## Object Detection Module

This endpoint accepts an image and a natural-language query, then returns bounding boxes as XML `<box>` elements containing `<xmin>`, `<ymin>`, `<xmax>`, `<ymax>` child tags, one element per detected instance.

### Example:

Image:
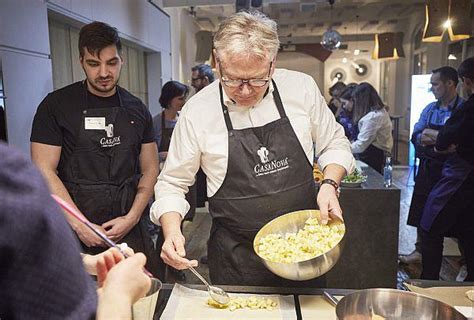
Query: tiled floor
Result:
<box><xmin>169</xmin><ymin>141</ymin><xmax>463</xmax><ymax>286</ymax></box>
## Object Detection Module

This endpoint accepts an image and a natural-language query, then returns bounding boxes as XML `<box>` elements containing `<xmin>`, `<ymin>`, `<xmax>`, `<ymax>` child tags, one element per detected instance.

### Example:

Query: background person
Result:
<box><xmin>152</xmin><ymin>80</ymin><xmax>193</xmax><ymax>281</ymax></box>
<box><xmin>335</xmin><ymin>84</ymin><xmax>358</xmax><ymax>141</ymax></box>
<box><xmin>418</xmin><ymin>57</ymin><xmax>474</xmax><ymax>281</ymax></box>
<box><xmin>328</xmin><ymin>81</ymin><xmax>347</xmax><ymax>114</ymax></box>
<box><xmin>30</xmin><ymin>21</ymin><xmax>160</xmax><ymax>273</ymax></box>
<box><xmin>400</xmin><ymin>66</ymin><xmax>464</xmax><ymax>265</ymax></box>
<box><xmin>350</xmin><ymin>82</ymin><xmax>393</xmax><ymax>173</ymax></box>
<box><xmin>151</xmin><ymin>11</ymin><xmax>354</xmax><ymax>287</ymax></box>
<box><xmin>191</xmin><ymin>63</ymin><xmax>215</xmax><ymax>93</ymax></box>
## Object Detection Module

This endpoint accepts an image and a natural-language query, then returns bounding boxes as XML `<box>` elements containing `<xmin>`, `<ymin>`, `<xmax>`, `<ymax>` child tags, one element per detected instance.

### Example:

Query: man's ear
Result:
<box><xmin>203</xmin><ymin>76</ymin><xmax>210</xmax><ymax>85</ymax></box>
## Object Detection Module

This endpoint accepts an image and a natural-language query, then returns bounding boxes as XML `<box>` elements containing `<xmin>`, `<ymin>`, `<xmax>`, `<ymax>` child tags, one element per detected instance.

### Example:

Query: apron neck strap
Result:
<box><xmin>218</xmin><ymin>79</ymin><xmax>287</xmax><ymax>133</ymax></box>
<box><xmin>83</xmin><ymin>80</ymin><xmax>124</xmax><ymax>110</ymax></box>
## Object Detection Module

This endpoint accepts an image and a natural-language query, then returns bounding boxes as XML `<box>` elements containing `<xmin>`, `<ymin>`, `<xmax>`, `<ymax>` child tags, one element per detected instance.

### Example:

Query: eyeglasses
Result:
<box><xmin>218</xmin><ymin>60</ymin><xmax>273</xmax><ymax>88</ymax></box>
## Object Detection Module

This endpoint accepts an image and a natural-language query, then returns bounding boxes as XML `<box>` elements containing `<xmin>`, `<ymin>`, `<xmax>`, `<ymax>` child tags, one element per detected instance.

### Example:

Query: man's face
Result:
<box><xmin>460</xmin><ymin>76</ymin><xmax>473</xmax><ymax>96</ymax></box>
<box><xmin>430</xmin><ymin>72</ymin><xmax>451</xmax><ymax>101</ymax></box>
<box><xmin>217</xmin><ymin>54</ymin><xmax>274</xmax><ymax>107</ymax></box>
<box><xmin>80</xmin><ymin>45</ymin><xmax>123</xmax><ymax>97</ymax></box>
<box><xmin>191</xmin><ymin>70</ymin><xmax>206</xmax><ymax>92</ymax></box>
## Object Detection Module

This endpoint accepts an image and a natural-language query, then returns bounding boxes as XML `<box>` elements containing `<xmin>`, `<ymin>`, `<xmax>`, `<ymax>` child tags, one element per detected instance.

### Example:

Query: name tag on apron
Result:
<box><xmin>85</xmin><ymin>117</ymin><xmax>106</xmax><ymax>130</ymax></box>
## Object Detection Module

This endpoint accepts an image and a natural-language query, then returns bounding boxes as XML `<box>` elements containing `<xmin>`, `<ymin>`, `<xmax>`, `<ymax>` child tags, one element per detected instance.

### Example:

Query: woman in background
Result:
<box><xmin>153</xmin><ymin>81</ymin><xmax>189</xmax><ymax>163</ymax></box>
<box><xmin>152</xmin><ymin>81</ymin><xmax>194</xmax><ymax>281</ymax></box>
<box><xmin>350</xmin><ymin>82</ymin><xmax>393</xmax><ymax>173</ymax></box>
<box><xmin>335</xmin><ymin>84</ymin><xmax>358</xmax><ymax>141</ymax></box>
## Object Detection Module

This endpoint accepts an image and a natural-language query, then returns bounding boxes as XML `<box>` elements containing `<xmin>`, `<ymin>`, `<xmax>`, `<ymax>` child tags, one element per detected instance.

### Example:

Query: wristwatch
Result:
<box><xmin>320</xmin><ymin>178</ymin><xmax>341</xmax><ymax>197</ymax></box>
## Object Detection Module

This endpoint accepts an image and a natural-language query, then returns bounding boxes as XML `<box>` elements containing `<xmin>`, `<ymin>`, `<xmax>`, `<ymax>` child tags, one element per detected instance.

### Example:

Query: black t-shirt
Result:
<box><xmin>31</xmin><ymin>81</ymin><xmax>155</xmax><ymax>171</ymax></box>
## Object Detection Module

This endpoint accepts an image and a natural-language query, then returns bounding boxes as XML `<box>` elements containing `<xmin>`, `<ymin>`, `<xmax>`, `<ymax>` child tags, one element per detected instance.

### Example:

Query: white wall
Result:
<box><xmin>277</xmin><ymin>52</ymin><xmax>325</xmax><ymax>94</ymax></box>
<box><xmin>0</xmin><ymin>0</ymin><xmax>52</xmax><ymax>154</ymax></box>
<box><xmin>164</xmin><ymin>7</ymin><xmax>202</xmax><ymax>87</ymax></box>
<box><xmin>323</xmin><ymin>41</ymin><xmax>380</xmax><ymax>102</ymax></box>
<box><xmin>0</xmin><ymin>0</ymin><xmax>171</xmax><ymax>154</ymax></box>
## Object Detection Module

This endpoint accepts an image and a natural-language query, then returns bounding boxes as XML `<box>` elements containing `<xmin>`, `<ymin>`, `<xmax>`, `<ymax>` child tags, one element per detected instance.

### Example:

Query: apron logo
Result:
<box><xmin>257</xmin><ymin>147</ymin><xmax>269</xmax><ymax>163</ymax></box>
<box><xmin>100</xmin><ymin>124</ymin><xmax>121</xmax><ymax>148</ymax></box>
<box><xmin>254</xmin><ymin>146</ymin><xmax>289</xmax><ymax>177</ymax></box>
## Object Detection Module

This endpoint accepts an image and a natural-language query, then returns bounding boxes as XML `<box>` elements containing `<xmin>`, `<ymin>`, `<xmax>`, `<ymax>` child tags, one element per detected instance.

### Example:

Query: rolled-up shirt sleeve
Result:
<box><xmin>150</xmin><ymin>110</ymin><xmax>201</xmax><ymax>225</ymax></box>
<box><xmin>308</xmin><ymin>79</ymin><xmax>355</xmax><ymax>174</ymax></box>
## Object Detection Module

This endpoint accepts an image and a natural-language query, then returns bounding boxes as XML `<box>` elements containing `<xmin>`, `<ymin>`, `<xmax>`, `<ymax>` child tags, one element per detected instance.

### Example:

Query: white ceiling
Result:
<box><xmin>162</xmin><ymin>0</ymin><xmax>427</xmax><ymax>44</ymax></box>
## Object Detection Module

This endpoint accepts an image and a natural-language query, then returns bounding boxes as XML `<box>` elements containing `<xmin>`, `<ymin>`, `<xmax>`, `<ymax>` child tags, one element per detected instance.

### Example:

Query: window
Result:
<box><xmin>48</xmin><ymin>18</ymin><xmax>148</xmax><ymax>105</ymax></box>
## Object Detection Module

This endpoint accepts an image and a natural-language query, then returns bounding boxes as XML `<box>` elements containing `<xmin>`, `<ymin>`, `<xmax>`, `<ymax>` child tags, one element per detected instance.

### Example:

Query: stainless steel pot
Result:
<box><xmin>333</xmin><ymin>288</ymin><xmax>467</xmax><ymax>320</ymax></box>
<box><xmin>253</xmin><ymin>209</ymin><xmax>345</xmax><ymax>281</ymax></box>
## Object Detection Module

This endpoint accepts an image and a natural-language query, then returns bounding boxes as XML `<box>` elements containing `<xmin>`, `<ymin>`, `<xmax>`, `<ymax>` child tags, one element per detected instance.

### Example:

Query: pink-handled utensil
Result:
<box><xmin>51</xmin><ymin>194</ymin><xmax>154</xmax><ymax>278</ymax></box>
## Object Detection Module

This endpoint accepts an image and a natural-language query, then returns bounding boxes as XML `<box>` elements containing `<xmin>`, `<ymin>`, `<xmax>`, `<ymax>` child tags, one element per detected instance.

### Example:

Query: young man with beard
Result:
<box><xmin>30</xmin><ymin>21</ymin><xmax>161</xmax><ymax>274</ymax></box>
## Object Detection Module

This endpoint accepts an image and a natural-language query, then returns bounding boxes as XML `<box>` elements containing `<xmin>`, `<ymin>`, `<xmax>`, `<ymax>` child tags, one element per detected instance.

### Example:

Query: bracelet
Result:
<box><xmin>320</xmin><ymin>179</ymin><xmax>341</xmax><ymax>197</ymax></box>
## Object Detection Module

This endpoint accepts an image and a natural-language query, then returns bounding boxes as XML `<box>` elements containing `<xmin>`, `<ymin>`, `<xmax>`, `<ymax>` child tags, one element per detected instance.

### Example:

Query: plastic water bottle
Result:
<box><xmin>383</xmin><ymin>155</ymin><xmax>392</xmax><ymax>188</ymax></box>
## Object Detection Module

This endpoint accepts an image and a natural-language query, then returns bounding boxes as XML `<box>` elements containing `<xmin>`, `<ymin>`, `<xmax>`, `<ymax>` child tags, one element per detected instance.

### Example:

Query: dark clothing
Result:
<box><xmin>407</xmin><ymin>96</ymin><xmax>464</xmax><ymax>228</ymax></box>
<box><xmin>419</xmin><ymin>94</ymin><xmax>474</xmax><ymax>281</ymax></box>
<box><xmin>436</xmin><ymin>94</ymin><xmax>474</xmax><ymax>165</ymax></box>
<box><xmin>30</xmin><ymin>81</ymin><xmax>160</xmax><ymax>274</ymax></box>
<box><xmin>336</xmin><ymin>109</ymin><xmax>358</xmax><ymax>142</ymax></box>
<box><xmin>357</xmin><ymin>144</ymin><xmax>385</xmax><ymax>174</ymax></box>
<box><xmin>0</xmin><ymin>143</ymin><xmax>97</xmax><ymax>319</ymax></box>
<box><xmin>31</xmin><ymin>82</ymin><xmax>155</xmax><ymax>172</ymax></box>
<box><xmin>208</xmin><ymin>81</ymin><xmax>325</xmax><ymax>287</ymax></box>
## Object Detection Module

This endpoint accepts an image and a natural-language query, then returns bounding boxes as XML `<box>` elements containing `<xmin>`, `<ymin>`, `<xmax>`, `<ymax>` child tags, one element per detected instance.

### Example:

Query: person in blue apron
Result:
<box><xmin>419</xmin><ymin>57</ymin><xmax>474</xmax><ymax>281</ymax></box>
<box><xmin>151</xmin><ymin>11</ymin><xmax>354</xmax><ymax>287</ymax></box>
<box><xmin>401</xmin><ymin>66</ymin><xmax>464</xmax><ymax>265</ymax></box>
<box><xmin>30</xmin><ymin>21</ymin><xmax>162</xmax><ymax>276</ymax></box>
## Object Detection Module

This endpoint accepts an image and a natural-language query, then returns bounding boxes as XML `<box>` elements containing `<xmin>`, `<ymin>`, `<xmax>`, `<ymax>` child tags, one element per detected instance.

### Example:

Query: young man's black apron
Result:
<box><xmin>207</xmin><ymin>80</ymin><xmax>325</xmax><ymax>287</ymax></box>
<box><xmin>407</xmin><ymin>96</ymin><xmax>460</xmax><ymax>228</ymax></box>
<box><xmin>158</xmin><ymin>111</ymin><xmax>196</xmax><ymax>221</ymax></box>
<box><xmin>59</xmin><ymin>83</ymin><xmax>159</xmax><ymax>273</ymax></box>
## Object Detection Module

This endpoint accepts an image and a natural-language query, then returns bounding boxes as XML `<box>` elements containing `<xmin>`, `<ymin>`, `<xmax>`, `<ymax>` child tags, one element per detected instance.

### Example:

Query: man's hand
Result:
<box><xmin>317</xmin><ymin>183</ymin><xmax>343</xmax><ymax>225</ymax></box>
<box><xmin>75</xmin><ymin>223</ymin><xmax>107</xmax><ymax>247</ymax></box>
<box><xmin>160</xmin><ymin>231</ymin><xmax>198</xmax><ymax>270</ymax></box>
<box><xmin>420</xmin><ymin>128</ymin><xmax>439</xmax><ymax>146</ymax></box>
<box><xmin>103</xmin><ymin>216</ymin><xmax>138</xmax><ymax>242</ymax></box>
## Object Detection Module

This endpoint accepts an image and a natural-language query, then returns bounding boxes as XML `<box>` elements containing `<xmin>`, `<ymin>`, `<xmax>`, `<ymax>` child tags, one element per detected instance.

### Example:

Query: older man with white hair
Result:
<box><xmin>151</xmin><ymin>11</ymin><xmax>354</xmax><ymax>286</ymax></box>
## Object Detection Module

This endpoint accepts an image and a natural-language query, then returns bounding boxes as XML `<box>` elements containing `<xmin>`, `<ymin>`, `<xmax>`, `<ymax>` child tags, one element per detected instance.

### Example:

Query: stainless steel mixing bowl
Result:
<box><xmin>335</xmin><ymin>288</ymin><xmax>467</xmax><ymax>320</ymax></box>
<box><xmin>253</xmin><ymin>209</ymin><xmax>345</xmax><ymax>281</ymax></box>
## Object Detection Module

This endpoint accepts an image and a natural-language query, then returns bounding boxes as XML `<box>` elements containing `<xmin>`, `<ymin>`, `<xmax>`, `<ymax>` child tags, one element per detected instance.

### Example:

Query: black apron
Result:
<box><xmin>158</xmin><ymin>111</ymin><xmax>196</xmax><ymax>221</ymax></box>
<box><xmin>60</xmin><ymin>83</ymin><xmax>159</xmax><ymax>273</ymax></box>
<box><xmin>407</xmin><ymin>97</ymin><xmax>459</xmax><ymax>227</ymax></box>
<box><xmin>357</xmin><ymin>144</ymin><xmax>385</xmax><ymax>174</ymax></box>
<box><xmin>208</xmin><ymin>81</ymin><xmax>325</xmax><ymax>287</ymax></box>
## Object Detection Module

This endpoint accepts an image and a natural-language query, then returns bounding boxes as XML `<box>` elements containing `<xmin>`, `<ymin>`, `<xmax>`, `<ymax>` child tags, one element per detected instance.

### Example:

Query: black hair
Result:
<box><xmin>329</xmin><ymin>82</ymin><xmax>347</xmax><ymax>97</ymax></box>
<box><xmin>458</xmin><ymin>57</ymin><xmax>474</xmax><ymax>82</ymax></box>
<box><xmin>159</xmin><ymin>81</ymin><xmax>189</xmax><ymax>109</ymax></box>
<box><xmin>191</xmin><ymin>64</ymin><xmax>215</xmax><ymax>82</ymax></box>
<box><xmin>432</xmin><ymin>66</ymin><xmax>459</xmax><ymax>86</ymax></box>
<box><xmin>351</xmin><ymin>82</ymin><xmax>385</xmax><ymax>124</ymax></box>
<box><xmin>79</xmin><ymin>21</ymin><xmax>122</xmax><ymax>58</ymax></box>
<box><xmin>339</xmin><ymin>84</ymin><xmax>357</xmax><ymax>100</ymax></box>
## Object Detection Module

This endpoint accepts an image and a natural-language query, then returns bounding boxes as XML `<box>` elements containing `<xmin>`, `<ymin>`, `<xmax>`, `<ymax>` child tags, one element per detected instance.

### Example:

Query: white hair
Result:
<box><xmin>213</xmin><ymin>11</ymin><xmax>280</xmax><ymax>61</ymax></box>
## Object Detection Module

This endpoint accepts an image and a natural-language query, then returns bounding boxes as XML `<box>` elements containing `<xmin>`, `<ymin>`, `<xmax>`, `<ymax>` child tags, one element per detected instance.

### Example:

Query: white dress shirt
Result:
<box><xmin>351</xmin><ymin>108</ymin><xmax>393</xmax><ymax>154</ymax></box>
<box><xmin>150</xmin><ymin>69</ymin><xmax>355</xmax><ymax>224</ymax></box>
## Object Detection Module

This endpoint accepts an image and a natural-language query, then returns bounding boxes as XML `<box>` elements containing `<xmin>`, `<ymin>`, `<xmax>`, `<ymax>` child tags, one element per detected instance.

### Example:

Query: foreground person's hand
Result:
<box><xmin>96</xmin><ymin>249</ymin><xmax>151</xmax><ymax>319</ymax></box>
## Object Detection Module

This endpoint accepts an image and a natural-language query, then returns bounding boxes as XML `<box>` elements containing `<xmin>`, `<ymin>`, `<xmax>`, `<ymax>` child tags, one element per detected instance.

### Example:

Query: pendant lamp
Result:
<box><xmin>372</xmin><ymin>32</ymin><xmax>405</xmax><ymax>60</ymax></box>
<box><xmin>423</xmin><ymin>0</ymin><xmax>471</xmax><ymax>42</ymax></box>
